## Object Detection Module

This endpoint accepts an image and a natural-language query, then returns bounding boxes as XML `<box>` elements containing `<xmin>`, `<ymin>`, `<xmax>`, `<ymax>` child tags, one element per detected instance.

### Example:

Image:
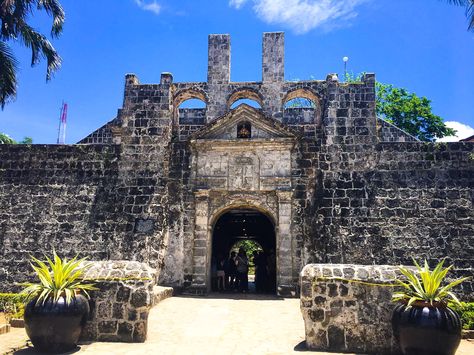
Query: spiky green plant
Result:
<box><xmin>21</xmin><ymin>251</ymin><xmax>97</xmax><ymax>306</ymax></box>
<box><xmin>392</xmin><ymin>259</ymin><xmax>470</xmax><ymax>307</ymax></box>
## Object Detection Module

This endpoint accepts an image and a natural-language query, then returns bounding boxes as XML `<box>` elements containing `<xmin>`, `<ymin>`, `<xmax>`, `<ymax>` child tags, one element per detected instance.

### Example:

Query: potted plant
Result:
<box><xmin>391</xmin><ymin>259</ymin><xmax>470</xmax><ymax>355</ymax></box>
<box><xmin>21</xmin><ymin>251</ymin><xmax>97</xmax><ymax>353</ymax></box>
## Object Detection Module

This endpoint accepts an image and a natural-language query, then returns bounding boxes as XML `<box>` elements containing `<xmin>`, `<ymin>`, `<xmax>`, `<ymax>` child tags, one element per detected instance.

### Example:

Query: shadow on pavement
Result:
<box><xmin>13</xmin><ymin>345</ymin><xmax>82</xmax><ymax>354</ymax></box>
<box><xmin>293</xmin><ymin>341</ymin><xmax>366</xmax><ymax>354</ymax></box>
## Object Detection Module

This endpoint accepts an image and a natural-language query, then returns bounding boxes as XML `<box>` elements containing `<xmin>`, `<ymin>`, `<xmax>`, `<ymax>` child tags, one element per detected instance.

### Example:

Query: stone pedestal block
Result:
<box><xmin>300</xmin><ymin>264</ymin><xmax>403</xmax><ymax>354</ymax></box>
<box><xmin>80</xmin><ymin>261</ymin><xmax>156</xmax><ymax>343</ymax></box>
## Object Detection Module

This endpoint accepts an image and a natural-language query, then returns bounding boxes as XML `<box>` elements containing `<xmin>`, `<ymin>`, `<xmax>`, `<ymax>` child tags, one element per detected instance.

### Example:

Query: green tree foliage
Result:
<box><xmin>232</xmin><ymin>240</ymin><xmax>263</xmax><ymax>260</ymax></box>
<box><xmin>445</xmin><ymin>0</ymin><xmax>474</xmax><ymax>31</ymax></box>
<box><xmin>0</xmin><ymin>132</ymin><xmax>16</xmax><ymax>143</ymax></box>
<box><xmin>376</xmin><ymin>83</ymin><xmax>455</xmax><ymax>142</ymax></box>
<box><xmin>0</xmin><ymin>0</ymin><xmax>65</xmax><ymax>108</ymax></box>
<box><xmin>0</xmin><ymin>132</ymin><xmax>33</xmax><ymax>144</ymax></box>
<box><xmin>19</xmin><ymin>136</ymin><xmax>33</xmax><ymax>144</ymax></box>
<box><xmin>344</xmin><ymin>72</ymin><xmax>455</xmax><ymax>142</ymax></box>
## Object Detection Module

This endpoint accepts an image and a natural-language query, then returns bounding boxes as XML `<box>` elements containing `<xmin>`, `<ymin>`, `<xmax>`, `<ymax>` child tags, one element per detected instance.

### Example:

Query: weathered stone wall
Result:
<box><xmin>308</xmin><ymin>142</ymin><xmax>474</xmax><ymax>299</ymax></box>
<box><xmin>81</xmin><ymin>261</ymin><xmax>156</xmax><ymax>343</ymax></box>
<box><xmin>0</xmin><ymin>145</ymin><xmax>119</xmax><ymax>288</ymax></box>
<box><xmin>300</xmin><ymin>264</ymin><xmax>402</xmax><ymax>354</ymax></box>
<box><xmin>78</xmin><ymin>118</ymin><xmax>118</xmax><ymax>144</ymax></box>
<box><xmin>0</xmin><ymin>140</ymin><xmax>171</xmax><ymax>289</ymax></box>
<box><xmin>1</xmin><ymin>32</ymin><xmax>473</xmax><ymax>299</ymax></box>
<box><xmin>377</xmin><ymin>118</ymin><xmax>418</xmax><ymax>142</ymax></box>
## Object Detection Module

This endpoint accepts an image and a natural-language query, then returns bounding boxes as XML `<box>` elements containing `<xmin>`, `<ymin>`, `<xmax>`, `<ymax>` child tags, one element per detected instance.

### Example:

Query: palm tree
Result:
<box><xmin>445</xmin><ymin>0</ymin><xmax>474</xmax><ymax>31</ymax></box>
<box><xmin>0</xmin><ymin>0</ymin><xmax>65</xmax><ymax>109</ymax></box>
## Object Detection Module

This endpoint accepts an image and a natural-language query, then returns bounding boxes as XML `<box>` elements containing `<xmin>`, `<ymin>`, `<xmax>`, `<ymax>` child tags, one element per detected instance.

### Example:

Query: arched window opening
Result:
<box><xmin>230</xmin><ymin>98</ymin><xmax>262</xmax><ymax>110</ymax></box>
<box><xmin>282</xmin><ymin>89</ymin><xmax>320</xmax><ymax>125</ymax></box>
<box><xmin>177</xmin><ymin>98</ymin><xmax>207</xmax><ymax>126</ymax></box>
<box><xmin>173</xmin><ymin>89</ymin><xmax>208</xmax><ymax>127</ymax></box>
<box><xmin>178</xmin><ymin>98</ymin><xmax>206</xmax><ymax>109</ymax></box>
<box><xmin>284</xmin><ymin>97</ymin><xmax>316</xmax><ymax>109</ymax></box>
<box><xmin>237</xmin><ymin>121</ymin><xmax>252</xmax><ymax>139</ymax></box>
<box><xmin>227</xmin><ymin>89</ymin><xmax>264</xmax><ymax>110</ymax></box>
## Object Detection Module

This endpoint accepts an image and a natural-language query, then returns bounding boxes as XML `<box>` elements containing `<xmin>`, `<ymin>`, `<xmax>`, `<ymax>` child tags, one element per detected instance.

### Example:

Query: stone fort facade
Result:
<box><xmin>0</xmin><ymin>33</ymin><xmax>473</xmax><ymax>297</ymax></box>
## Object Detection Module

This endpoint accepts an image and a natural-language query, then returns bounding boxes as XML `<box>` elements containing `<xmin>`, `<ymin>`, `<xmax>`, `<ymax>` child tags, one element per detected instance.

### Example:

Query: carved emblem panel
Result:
<box><xmin>194</xmin><ymin>146</ymin><xmax>292</xmax><ymax>191</ymax></box>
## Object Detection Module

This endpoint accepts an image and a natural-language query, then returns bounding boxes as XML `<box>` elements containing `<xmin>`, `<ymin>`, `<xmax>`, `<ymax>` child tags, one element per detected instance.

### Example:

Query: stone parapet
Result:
<box><xmin>300</xmin><ymin>264</ymin><xmax>402</xmax><ymax>354</ymax></box>
<box><xmin>80</xmin><ymin>261</ymin><xmax>156</xmax><ymax>343</ymax></box>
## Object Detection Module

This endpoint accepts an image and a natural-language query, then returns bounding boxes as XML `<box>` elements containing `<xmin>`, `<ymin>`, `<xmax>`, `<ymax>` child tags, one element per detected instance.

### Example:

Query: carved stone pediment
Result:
<box><xmin>189</xmin><ymin>105</ymin><xmax>296</xmax><ymax>192</ymax></box>
<box><xmin>190</xmin><ymin>104</ymin><xmax>296</xmax><ymax>141</ymax></box>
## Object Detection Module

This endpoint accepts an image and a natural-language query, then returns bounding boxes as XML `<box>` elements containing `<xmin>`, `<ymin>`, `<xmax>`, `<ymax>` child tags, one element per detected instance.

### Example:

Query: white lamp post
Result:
<box><xmin>343</xmin><ymin>56</ymin><xmax>349</xmax><ymax>80</ymax></box>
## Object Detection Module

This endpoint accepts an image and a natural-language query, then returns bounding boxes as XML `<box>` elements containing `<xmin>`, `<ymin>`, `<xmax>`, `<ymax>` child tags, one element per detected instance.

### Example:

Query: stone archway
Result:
<box><xmin>211</xmin><ymin>207</ymin><xmax>277</xmax><ymax>293</ymax></box>
<box><xmin>190</xmin><ymin>191</ymin><xmax>295</xmax><ymax>296</ymax></box>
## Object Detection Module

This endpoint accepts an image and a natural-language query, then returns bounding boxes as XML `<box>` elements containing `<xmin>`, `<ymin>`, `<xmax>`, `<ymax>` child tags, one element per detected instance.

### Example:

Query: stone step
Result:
<box><xmin>152</xmin><ymin>286</ymin><xmax>174</xmax><ymax>306</ymax></box>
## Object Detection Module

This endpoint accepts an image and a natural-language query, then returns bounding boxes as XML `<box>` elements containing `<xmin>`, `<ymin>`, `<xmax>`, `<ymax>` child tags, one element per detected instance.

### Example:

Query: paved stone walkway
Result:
<box><xmin>2</xmin><ymin>295</ymin><xmax>474</xmax><ymax>354</ymax></box>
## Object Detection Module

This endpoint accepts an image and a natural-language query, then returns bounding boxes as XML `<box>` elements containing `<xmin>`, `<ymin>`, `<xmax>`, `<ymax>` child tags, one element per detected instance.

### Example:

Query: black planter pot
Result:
<box><xmin>24</xmin><ymin>294</ymin><xmax>90</xmax><ymax>354</ymax></box>
<box><xmin>392</xmin><ymin>302</ymin><xmax>462</xmax><ymax>355</ymax></box>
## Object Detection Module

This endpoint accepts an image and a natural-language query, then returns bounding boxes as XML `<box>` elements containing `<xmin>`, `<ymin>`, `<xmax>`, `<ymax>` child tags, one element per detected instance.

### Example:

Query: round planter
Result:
<box><xmin>392</xmin><ymin>302</ymin><xmax>461</xmax><ymax>355</ymax></box>
<box><xmin>24</xmin><ymin>294</ymin><xmax>90</xmax><ymax>354</ymax></box>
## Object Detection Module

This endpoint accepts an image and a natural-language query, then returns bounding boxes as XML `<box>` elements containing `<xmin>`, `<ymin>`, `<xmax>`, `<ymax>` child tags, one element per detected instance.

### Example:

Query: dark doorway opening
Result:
<box><xmin>211</xmin><ymin>209</ymin><xmax>276</xmax><ymax>294</ymax></box>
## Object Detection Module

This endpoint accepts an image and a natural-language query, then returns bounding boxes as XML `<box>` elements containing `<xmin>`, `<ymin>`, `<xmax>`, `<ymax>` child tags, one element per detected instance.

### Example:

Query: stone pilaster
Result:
<box><xmin>276</xmin><ymin>189</ymin><xmax>294</xmax><ymax>296</ymax></box>
<box><xmin>189</xmin><ymin>189</ymin><xmax>210</xmax><ymax>294</ymax></box>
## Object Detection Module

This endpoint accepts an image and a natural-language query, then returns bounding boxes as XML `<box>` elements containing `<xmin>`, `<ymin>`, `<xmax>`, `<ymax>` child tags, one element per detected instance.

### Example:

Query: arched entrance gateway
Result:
<box><xmin>187</xmin><ymin>104</ymin><xmax>300</xmax><ymax>296</ymax></box>
<box><xmin>211</xmin><ymin>208</ymin><xmax>276</xmax><ymax>293</ymax></box>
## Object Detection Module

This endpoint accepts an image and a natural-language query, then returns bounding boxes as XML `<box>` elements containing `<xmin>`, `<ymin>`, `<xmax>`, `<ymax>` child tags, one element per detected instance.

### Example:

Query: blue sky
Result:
<box><xmin>1</xmin><ymin>0</ymin><xmax>473</xmax><ymax>143</ymax></box>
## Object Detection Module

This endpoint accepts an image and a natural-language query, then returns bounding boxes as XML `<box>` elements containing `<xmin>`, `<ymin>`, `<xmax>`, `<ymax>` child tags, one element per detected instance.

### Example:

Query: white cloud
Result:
<box><xmin>229</xmin><ymin>0</ymin><xmax>249</xmax><ymax>9</ymax></box>
<box><xmin>135</xmin><ymin>0</ymin><xmax>162</xmax><ymax>15</ymax></box>
<box><xmin>437</xmin><ymin>121</ymin><xmax>474</xmax><ymax>142</ymax></box>
<box><xmin>229</xmin><ymin>0</ymin><xmax>368</xmax><ymax>34</ymax></box>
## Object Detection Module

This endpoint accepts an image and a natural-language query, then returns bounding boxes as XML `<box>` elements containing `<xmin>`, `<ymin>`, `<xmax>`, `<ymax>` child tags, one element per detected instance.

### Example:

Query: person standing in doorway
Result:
<box><xmin>225</xmin><ymin>251</ymin><xmax>237</xmax><ymax>290</ymax></box>
<box><xmin>216</xmin><ymin>253</ymin><xmax>226</xmax><ymax>292</ymax></box>
<box><xmin>235</xmin><ymin>247</ymin><xmax>249</xmax><ymax>292</ymax></box>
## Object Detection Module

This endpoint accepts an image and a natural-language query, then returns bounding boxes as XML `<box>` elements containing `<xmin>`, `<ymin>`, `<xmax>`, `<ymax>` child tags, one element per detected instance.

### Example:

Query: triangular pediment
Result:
<box><xmin>190</xmin><ymin>104</ymin><xmax>296</xmax><ymax>141</ymax></box>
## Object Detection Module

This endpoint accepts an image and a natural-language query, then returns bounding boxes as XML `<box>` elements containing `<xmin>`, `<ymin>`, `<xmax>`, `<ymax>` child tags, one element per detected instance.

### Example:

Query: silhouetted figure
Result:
<box><xmin>216</xmin><ymin>253</ymin><xmax>226</xmax><ymax>291</ymax></box>
<box><xmin>235</xmin><ymin>247</ymin><xmax>249</xmax><ymax>292</ymax></box>
<box><xmin>225</xmin><ymin>251</ymin><xmax>237</xmax><ymax>290</ymax></box>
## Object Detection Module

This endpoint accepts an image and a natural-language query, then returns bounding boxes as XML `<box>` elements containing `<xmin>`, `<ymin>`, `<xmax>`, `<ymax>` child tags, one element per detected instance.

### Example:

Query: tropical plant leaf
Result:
<box><xmin>392</xmin><ymin>259</ymin><xmax>470</xmax><ymax>305</ymax></box>
<box><xmin>21</xmin><ymin>252</ymin><xmax>98</xmax><ymax>305</ymax></box>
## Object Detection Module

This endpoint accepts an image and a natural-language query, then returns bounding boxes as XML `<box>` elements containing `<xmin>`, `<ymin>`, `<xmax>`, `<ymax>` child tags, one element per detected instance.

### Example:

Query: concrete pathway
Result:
<box><xmin>2</xmin><ymin>295</ymin><xmax>474</xmax><ymax>354</ymax></box>
<box><xmin>81</xmin><ymin>294</ymin><xmax>307</xmax><ymax>355</ymax></box>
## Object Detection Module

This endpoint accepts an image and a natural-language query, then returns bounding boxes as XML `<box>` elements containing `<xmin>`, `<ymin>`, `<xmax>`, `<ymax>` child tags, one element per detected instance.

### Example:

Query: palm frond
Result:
<box><xmin>0</xmin><ymin>0</ymin><xmax>64</xmax><ymax>109</ymax></box>
<box><xmin>0</xmin><ymin>41</ymin><xmax>18</xmax><ymax>108</ymax></box>
<box><xmin>37</xmin><ymin>0</ymin><xmax>65</xmax><ymax>37</ymax></box>
<box><xmin>444</xmin><ymin>0</ymin><xmax>474</xmax><ymax>31</ymax></box>
<box><xmin>17</xmin><ymin>21</ymin><xmax>61</xmax><ymax>80</ymax></box>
